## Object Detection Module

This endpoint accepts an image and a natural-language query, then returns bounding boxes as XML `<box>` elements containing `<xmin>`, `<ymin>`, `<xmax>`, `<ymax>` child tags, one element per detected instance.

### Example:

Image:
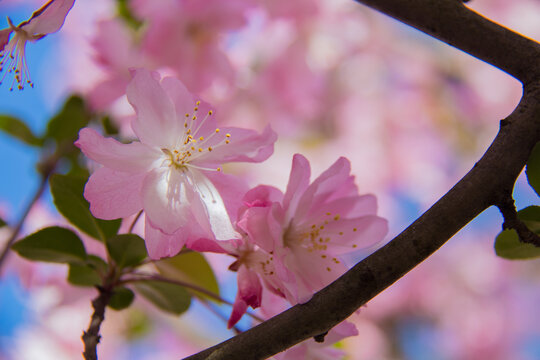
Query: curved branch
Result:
<box><xmin>185</xmin><ymin>1</ymin><xmax>540</xmax><ymax>359</ymax></box>
<box><xmin>353</xmin><ymin>0</ymin><xmax>540</xmax><ymax>84</ymax></box>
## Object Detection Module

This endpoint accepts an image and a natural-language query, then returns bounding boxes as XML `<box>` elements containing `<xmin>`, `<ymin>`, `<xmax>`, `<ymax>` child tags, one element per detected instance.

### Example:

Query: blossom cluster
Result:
<box><xmin>3</xmin><ymin>0</ymin><xmax>537</xmax><ymax>358</ymax></box>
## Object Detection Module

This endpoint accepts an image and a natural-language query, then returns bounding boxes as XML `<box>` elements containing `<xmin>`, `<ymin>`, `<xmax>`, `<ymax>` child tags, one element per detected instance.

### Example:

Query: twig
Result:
<box><xmin>0</xmin><ymin>160</ymin><xmax>55</xmax><ymax>274</ymax></box>
<box><xmin>122</xmin><ymin>272</ymin><xmax>265</xmax><ymax>323</ymax></box>
<box><xmin>128</xmin><ymin>210</ymin><xmax>143</xmax><ymax>234</ymax></box>
<box><xmin>496</xmin><ymin>194</ymin><xmax>540</xmax><ymax>246</ymax></box>
<box><xmin>82</xmin><ymin>285</ymin><xmax>113</xmax><ymax>360</ymax></box>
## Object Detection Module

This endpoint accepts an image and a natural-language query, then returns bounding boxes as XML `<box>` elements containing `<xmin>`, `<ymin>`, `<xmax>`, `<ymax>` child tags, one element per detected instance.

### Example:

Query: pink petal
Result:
<box><xmin>22</xmin><ymin>0</ymin><xmax>75</xmax><ymax>35</ymax></box>
<box><xmin>237</xmin><ymin>204</ymin><xmax>282</xmax><ymax>253</ymax></box>
<box><xmin>193</xmin><ymin>125</ymin><xmax>277</xmax><ymax>165</ymax></box>
<box><xmin>144</xmin><ymin>217</ymin><xmax>186</xmax><ymax>259</ymax></box>
<box><xmin>186</xmin><ymin>169</ymin><xmax>239</xmax><ymax>240</ymax></box>
<box><xmin>295</xmin><ymin>157</ymin><xmax>351</xmax><ymax>220</ymax></box>
<box><xmin>92</xmin><ymin>19</ymin><xmax>135</xmax><ymax>71</ymax></box>
<box><xmin>86</xmin><ymin>76</ymin><xmax>129</xmax><ymax>111</ymax></box>
<box><xmin>283</xmin><ymin>154</ymin><xmax>310</xmax><ymax>216</ymax></box>
<box><xmin>141</xmin><ymin>167</ymin><xmax>193</xmax><ymax>234</ymax></box>
<box><xmin>204</xmin><ymin>171</ymin><xmax>250</xmax><ymax>225</ymax></box>
<box><xmin>228</xmin><ymin>295</ymin><xmax>248</xmax><ymax>329</ymax></box>
<box><xmin>76</xmin><ymin>128</ymin><xmax>160</xmax><ymax>173</ymax></box>
<box><xmin>237</xmin><ymin>265</ymin><xmax>262</xmax><ymax>308</ymax></box>
<box><xmin>0</xmin><ymin>29</ymin><xmax>12</xmax><ymax>52</ymax></box>
<box><xmin>160</xmin><ymin>76</ymin><xmax>197</xmax><ymax>120</ymax></box>
<box><xmin>84</xmin><ymin>167</ymin><xmax>144</xmax><ymax>220</ymax></box>
<box><xmin>126</xmin><ymin>68</ymin><xmax>179</xmax><ymax>148</ymax></box>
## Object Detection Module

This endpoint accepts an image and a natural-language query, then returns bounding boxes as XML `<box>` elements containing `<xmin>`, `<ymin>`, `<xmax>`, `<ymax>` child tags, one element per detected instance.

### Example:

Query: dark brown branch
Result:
<box><xmin>184</xmin><ymin>1</ymin><xmax>540</xmax><ymax>359</ymax></box>
<box><xmin>82</xmin><ymin>286</ymin><xmax>113</xmax><ymax>360</ymax></box>
<box><xmin>353</xmin><ymin>0</ymin><xmax>540</xmax><ymax>84</ymax></box>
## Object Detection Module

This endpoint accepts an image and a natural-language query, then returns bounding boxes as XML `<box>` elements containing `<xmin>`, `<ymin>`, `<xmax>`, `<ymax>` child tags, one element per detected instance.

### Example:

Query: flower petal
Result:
<box><xmin>76</xmin><ymin>127</ymin><xmax>161</xmax><ymax>173</ymax></box>
<box><xmin>126</xmin><ymin>68</ymin><xmax>179</xmax><ymax>147</ymax></box>
<box><xmin>141</xmin><ymin>167</ymin><xmax>192</xmax><ymax>234</ymax></box>
<box><xmin>295</xmin><ymin>156</ymin><xmax>351</xmax><ymax>220</ymax></box>
<box><xmin>84</xmin><ymin>167</ymin><xmax>144</xmax><ymax>220</ymax></box>
<box><xmin>0</xmin><ymin>29</ymin><xmax>12</xmax><ymax>52</ymax></box>
<box><xmin>22</xmin><ymin>0</ymin><xmax>75</xmax><ymax>35</ymax></box>
<box><xmin>187</xmin><ymin>169</ymin><xmax>240</xmax><ymax>240</ymax></box>
<box><xmin>193</xmin><ymin>125</ymin><xmax>277</xmax><ymax>165</ymax></box>
<box><xmin>144</xmin><ymin>216</ymin><xmax>186</xmax><ymax>259</ymax></box>
<box><xmin>283</xmin><ymin>154</ymin><xmax>310</xmax><ymax>217</ymax></box>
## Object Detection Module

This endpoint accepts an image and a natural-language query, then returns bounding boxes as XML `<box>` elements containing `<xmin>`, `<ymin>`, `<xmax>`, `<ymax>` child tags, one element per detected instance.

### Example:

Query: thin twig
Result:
<box><xmin>496</xmin><ymin>194</ymin><xmax>540</xmax><ymax>246</ymax></box>
<box><xmin>0</xmin><ymin>166</ymin><xmax>53</xmax><ymax>274</ymax></box>
<box><xmin>82</xmin><ymin>285</ymin><xmax>113</xmax><ymax>360</ymax></box>
<box><xmin>128</xmin><ymin>210</ymin><xmax>143</xmax><ymax>234</ymax></box>
<box><xmin>122</xmin><ymin>272</ymin><xmax>265</xmax><ymax>323</ymax></box>
<box><xmin>198</xmin><ymin>300</ymin><xmax>243</xmax><ymax>335</ymax></box>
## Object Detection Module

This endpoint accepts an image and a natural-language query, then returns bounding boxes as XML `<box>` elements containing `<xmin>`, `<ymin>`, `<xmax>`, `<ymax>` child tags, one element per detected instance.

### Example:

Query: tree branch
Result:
<box><xmin>185</xmin><ymin>1</ymin><xmax>540</xmax><ymax>359</ymax></box>
<box><xmin>82</xmin><ymin>286</ymin><xmax>113</xmax><ymax>360</ymax></box>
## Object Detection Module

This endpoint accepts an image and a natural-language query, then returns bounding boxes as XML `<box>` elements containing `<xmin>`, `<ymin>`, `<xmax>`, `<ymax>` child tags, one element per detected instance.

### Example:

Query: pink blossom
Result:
<box><xmin>87</xmin><ymin>19</ymin><xmax>153</xmax><ymax>111</ymax></box>
<box><xmin>0</xmin><ymin>0</ymin><xmax>75</xmax><ymax>90</ymax></box>
<box><xmin>76</xmin><ymin>68</ymin><xmax>276</xmax><ymax>259</ymax></box>
<box><xmin>130</xmin><ymin>0</ymin><xmax>251</xmax><ymax>92</ymax></box>
<box><xmin>237</xmin><ymin>154</ymin><xmax>388</xmax><ymax>303</ymax></box>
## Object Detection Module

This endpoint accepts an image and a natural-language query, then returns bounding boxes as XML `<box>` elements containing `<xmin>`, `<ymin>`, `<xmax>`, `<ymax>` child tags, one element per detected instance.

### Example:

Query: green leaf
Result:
<box><xmin>0</xmin><ymin>115</ymin><xmax>43</xmax><ymax>146</ymax></box>
<box><xmin>101</xmin><ymin>116</ymin><xmax>119</xmax><ymax>135</ymax></box>
<box><xmin>106</xmin><ymin>234</ymin><xmax>147</xmax><ymax>268</ymax></box>
<box><xmin>0</xmin><ymin>217</ymin><xmax>6</xmax><ymax>228</ymax></box>
<box><xmin>495</xmin><ymin>229</ymin><xmax>540</xmax><ymax>259</ymax></box>
<box><xmin>134</xmin><ymin>280</ymin><xmax>191</xmax><ymax>315</ymax></box>
<box><xmin>154</xmin><ymin>251</ymin><xmax>219</xmax><ymax>301</ymax></box>
<box><xmin>516</xmin><ymin>206</ymin><xmax>540</xmax><ymax>233</ymax></box>
<box><xmin>50</xmin><ymin>174</ymin><xmax>121</xmax><ymax>241</ymax></box>
<box><xmin>87</xmin><ymin>254</ymin><xmax>108</xmax><ymax>273</ymax></box>
<box><xmin>12</xmin><ymin>226</ymin><xmax>87</xmax><ymax>264</ymax></box>
<box><xmin>109</xmin><ymin>287</ymin><xmax>135</xmax><ymax>310</ymax></box>
<box><xmin>68</xmin><ymin>263</ymin><xmax>101</xmax><ymax>287</ymax></box>
<box><xmin>45</xmin><ymin>96</ymin><xmax>89</xmax><ymax>144</ymax></box>
<box><xmin>526</xmin><ymin>142</ymin><xmax>540</xmax><ymax>197</ymax></box>
<box><xmin>495</xmin><ymin>206</ymin><xmax>540</xmax><ymax>260</ymax></box>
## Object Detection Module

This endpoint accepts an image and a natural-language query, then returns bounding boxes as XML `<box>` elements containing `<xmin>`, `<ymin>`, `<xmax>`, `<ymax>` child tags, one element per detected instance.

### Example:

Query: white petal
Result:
<box><xmin>187</xmin><ymin>169</ymin><xmax>240</xmax><ymax>240</ymax></box>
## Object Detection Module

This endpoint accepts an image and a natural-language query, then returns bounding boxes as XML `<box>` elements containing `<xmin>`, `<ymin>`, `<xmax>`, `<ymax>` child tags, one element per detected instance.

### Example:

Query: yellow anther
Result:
<box><xmin>352</xmin><ymin>244</ymin><xmax>357</xmax><ymax>248</ymax></box>
<box><xmin>326</xmin><ymin>212</ymin><xmax>331</xmax><ymax>216</ymax></box>
<box><xmin>320</xmin><ymin>225</ymin><xmax>324</xmax><ymax>230</ymax></box>
<box><xmin>215</xmin><ymin>128</ymin><xmax>220</xmax><ymax>133</ymax></box>
<box><xmin>185</xmin><ymin>113</ymin><xmax>190</xmax><ymax>117</ymax></box>
<box><xmin>191</xmin><ymin>146</ymin><xmax>196</xmax><ymax>151</ymax></box>
<box><xmin>339</xmin><ymin>232</ymin><xmax>344</xmax><ymax>235</ymax></box>
<box><xmin>208</xmin><ymin>110</ymin><xmax>213</xmax><ymax>115</ymax></box>
<box><xmin>226</xmin><ymin>133</ymin><xmax>231</xmax><ymax>138</ymax></box>
<box><xmin>334</xmin><ymin>215</ymin><xmax>340</xmax><ymax>221</ymax></box>
<box><xmin>196</xmin><ymin>100</ymin><xmax>201</xmax><ymax>105</ymax></box>
<box><xmin>217</xmin><ymin>167</ymin><xmax>221</xmax><ymax>171</ymax></box>
<box><xmin>326</xmin><ymin>267</ymin><xmax>331</xmax><ymax>272</ymax></box>
<box><xmin>199</xmin><ymin>136</ymin><xmax>204</xmax><ymax>141</ymax></box>
<box><xmin>194</xmin><ymin>107</ymin><xmax>199</xmax><ymax>111</ymax></box>
<box><xmin>321</xmin><ymin>255</ymin><xmax>327</xmax><ymax>259</ymax></box>
<box><xmin>208</xmin><ymin>147</ymin><xmax>213</xmax><ymax>151</ymax></box>
<box><xmin>192</xmin><ymin>116</ymin><xmax>197</xmax><ymax>120</ymax></box>
<box><xmin>225</xmin><ymin>140</ymin><xmax>230</xmax><ymax>144</ymax></box>
<box><xmin>198</xmin><ymin>148</ymin><xmax>203</xmax><ymax>152</ymax></box>
<box><xmin>353</xmin><ymin>228</ymin><xmax>357</xmax><ymax>232</ymax></box>
<box><xmin>184</xmin><ymin>123</ymin><xmax>188</xmax><ymax>127</ymax></box>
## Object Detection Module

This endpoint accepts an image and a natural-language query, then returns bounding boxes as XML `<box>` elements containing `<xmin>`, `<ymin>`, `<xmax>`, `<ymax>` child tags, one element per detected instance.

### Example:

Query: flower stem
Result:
<box><xmin>123</xmin><ymin>273</ymin><xmax>265</xmax><ymax>323</ymax></box>
<box><xmin>82</xmin><ymin>285</ymin><xmax>113</xmax><ymax>360</ymax></box>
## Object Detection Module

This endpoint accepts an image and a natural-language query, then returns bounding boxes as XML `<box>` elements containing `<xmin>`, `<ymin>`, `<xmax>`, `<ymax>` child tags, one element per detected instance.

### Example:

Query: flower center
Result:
<box><xmin>161</xmin><ymin>101</ymin><xmax>231</xmax><ymax>172</ymax></box>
